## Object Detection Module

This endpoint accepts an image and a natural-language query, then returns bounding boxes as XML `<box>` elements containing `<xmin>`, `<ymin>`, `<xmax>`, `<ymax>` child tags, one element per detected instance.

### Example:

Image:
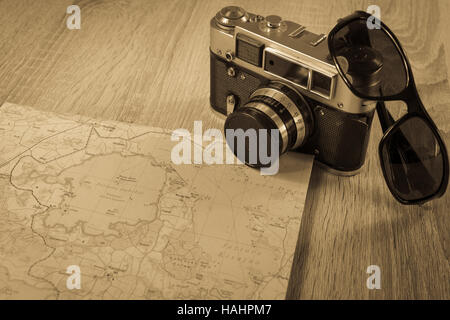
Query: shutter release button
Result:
<box><xmin>266</xmin><ymin>15</ymin><xmax>283</xmax><ymax>28</ymax></box>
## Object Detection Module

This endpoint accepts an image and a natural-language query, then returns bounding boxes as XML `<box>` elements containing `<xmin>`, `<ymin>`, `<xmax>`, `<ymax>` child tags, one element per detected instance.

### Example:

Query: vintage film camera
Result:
<box><xmin>210</xmin><ymin>6</ymin><xmax>377</xmax><ymax>175</ymax></box>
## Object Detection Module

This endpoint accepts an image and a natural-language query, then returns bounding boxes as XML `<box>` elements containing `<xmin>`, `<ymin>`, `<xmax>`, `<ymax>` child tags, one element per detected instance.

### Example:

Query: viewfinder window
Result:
<box><xmin>264</xmin><ymin>51</ymin><xmax>308</xmax><ymax>88</ymax></box>
<box><xmin>311</xmin><ymin>71</ymin><xmax>332</xmax><ymax>97</ymax></box>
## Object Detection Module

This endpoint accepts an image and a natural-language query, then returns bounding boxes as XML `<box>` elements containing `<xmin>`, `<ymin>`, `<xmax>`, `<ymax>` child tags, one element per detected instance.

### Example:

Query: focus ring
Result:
<box><xmin>270</xmin><ymin>82</ymin><xmax>315</xmax><ymax>141</ymax></box>
<box><xmin>249</xmin><ymin>95</ymin><xmax>297</xmax><ymax>151</ymax></box>
<box><xmin>251</xmin><ymin>85</ymin><xmax>309</xmax><ymax>149</ymax></box>
<box><xmin>244</xmin><ymin>102</ymin><xmax>289</xmax><ymax>153</ymax></box>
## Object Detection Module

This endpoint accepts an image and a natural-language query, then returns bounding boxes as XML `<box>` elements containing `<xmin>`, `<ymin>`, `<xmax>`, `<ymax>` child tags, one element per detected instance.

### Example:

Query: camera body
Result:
<box><xmin>210</xmin><ymin>6</ymin><xmax>376</xmax><ymax>174</ymax></box>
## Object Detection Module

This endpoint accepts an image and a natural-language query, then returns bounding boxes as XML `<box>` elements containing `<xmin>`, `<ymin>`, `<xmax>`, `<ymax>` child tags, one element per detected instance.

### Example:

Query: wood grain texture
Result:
<box><xmin>0</xmin><ymin>0</ymin><xmax>448</xmax><ymax>299</ymax></box>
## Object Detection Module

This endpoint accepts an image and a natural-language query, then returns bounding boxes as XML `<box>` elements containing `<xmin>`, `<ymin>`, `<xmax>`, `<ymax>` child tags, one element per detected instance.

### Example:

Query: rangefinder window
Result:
<box><xmin>264</xmin><ymin>51</ymin><xmax>309</xmax><ymax>88</ymax></box>
<box><xmin>236</xmin><ymin>33</ymin><xmax>264</xmax><ymax>67</ymax></box>
<box><xmin>311</xmin><ymin>71</ymin><xmax>332</xmax><ymax>98</ymax></box>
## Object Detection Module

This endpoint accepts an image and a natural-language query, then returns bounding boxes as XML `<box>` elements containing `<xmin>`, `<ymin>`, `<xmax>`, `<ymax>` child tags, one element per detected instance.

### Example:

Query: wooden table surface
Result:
<box><xmin>0</xmin><ymin>0</ymin><xmax>448</xmax><ymax>299</ymax></box>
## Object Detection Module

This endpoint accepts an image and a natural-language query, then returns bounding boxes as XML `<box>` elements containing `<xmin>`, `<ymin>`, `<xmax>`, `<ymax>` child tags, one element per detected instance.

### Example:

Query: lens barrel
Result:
<box><xmin>224</xmin><ymin>82</ymin><xmax>313</xmax><ymax>167</ymax></box>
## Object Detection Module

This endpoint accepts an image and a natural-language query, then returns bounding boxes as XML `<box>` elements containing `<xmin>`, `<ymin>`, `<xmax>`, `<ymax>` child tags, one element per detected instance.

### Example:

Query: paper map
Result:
<box><xmin>0</xmin><ymin>102</ymin><xmax>313</xmax><ymax>299</ymax></box>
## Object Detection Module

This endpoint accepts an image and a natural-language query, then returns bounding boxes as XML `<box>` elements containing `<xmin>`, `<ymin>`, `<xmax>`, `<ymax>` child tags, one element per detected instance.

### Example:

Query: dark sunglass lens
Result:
<box><xmin>381</xmin><ymin>117</ymin><xmax>444</xmax><ymax>202</ymax></box>
<box><xmin>331</xmin><ymin>19</ymin><xmax>407</xmax><ymax>98</ymax></box>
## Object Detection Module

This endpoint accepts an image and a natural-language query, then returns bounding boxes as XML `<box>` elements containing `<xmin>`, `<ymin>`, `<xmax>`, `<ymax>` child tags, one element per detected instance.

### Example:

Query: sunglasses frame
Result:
<box><xmin>328</xmin><ymin>11</ymin><xmax>449</xmax><ymax>204</ymax></box>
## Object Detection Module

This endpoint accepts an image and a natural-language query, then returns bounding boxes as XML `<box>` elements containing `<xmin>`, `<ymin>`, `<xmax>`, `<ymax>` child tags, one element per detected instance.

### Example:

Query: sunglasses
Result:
<box><xmin>328</xmin><ymin>11</ymin><xmax>449</xmax><ymax>205</ymax></box>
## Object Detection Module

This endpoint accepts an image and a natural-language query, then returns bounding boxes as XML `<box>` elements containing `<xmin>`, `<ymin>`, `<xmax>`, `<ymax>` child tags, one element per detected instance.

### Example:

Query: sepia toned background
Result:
<box><xmin>0</xmin><ymin>0</ymin><xmax>448</xmax><ymax>299</ymax></box>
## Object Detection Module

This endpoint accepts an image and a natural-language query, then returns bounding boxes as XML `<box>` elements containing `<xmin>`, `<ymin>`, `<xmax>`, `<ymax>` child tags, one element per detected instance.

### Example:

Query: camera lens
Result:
<box><xmin>224</xmin><ymin>82</ymin><xmax>313</xmax><ymax>168</ymax></box>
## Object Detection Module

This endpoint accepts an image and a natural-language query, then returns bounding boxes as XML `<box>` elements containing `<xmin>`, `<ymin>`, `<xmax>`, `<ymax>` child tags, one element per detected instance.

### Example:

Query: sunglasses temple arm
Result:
<box><xmin>376</xmin><ymin>101</ymin><xmax>396</xmax><ymax>133</ymax></box>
